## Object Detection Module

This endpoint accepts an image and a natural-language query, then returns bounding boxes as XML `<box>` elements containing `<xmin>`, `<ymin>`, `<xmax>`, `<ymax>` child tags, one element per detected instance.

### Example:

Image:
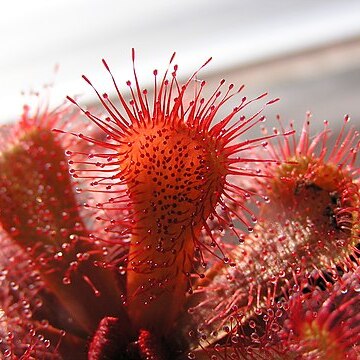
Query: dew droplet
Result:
<box><xmin>250</xmin><ymin>332</ymin><xmax>260</xmax><ymax>342</ymax></box>
<box><xmin>22</xmin><ymin>309</ymin><xmax>32</xmax><ymax>319</ymax></box>
<box><xmin>62</xmin><ymin>277</ymin><xmax>71</xmax><ymax>285</ymax></box>
<box><xmin>254</xmin><ymin>308</ymin><xmax>262</xmax><ymax>316</ymax></box>
<box><xmin>4</xmin><ymin>349</ymin><xmax>11</xmax><ymax>357</ymax></box>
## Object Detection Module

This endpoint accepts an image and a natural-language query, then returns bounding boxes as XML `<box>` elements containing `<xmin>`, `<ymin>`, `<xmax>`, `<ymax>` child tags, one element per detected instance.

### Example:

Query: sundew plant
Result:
<box><xmin>0</xmin><ymin>50</ymin><xmax>359</xmax><ymax>360</ymax></box>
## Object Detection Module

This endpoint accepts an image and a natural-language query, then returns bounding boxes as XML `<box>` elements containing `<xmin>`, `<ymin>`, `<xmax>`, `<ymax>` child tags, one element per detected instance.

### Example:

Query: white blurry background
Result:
<box><xmin>1</xmin><ymin>0</ymin><xmax>360</xmax><ymax>132</ymax></box>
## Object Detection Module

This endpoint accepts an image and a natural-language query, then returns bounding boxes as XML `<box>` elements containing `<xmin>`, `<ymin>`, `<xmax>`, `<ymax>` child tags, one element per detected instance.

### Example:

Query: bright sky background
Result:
<box><xmin>1</xmin><ymin>0</ymin><xmax>360</xmax><ymax>123</ymax></box>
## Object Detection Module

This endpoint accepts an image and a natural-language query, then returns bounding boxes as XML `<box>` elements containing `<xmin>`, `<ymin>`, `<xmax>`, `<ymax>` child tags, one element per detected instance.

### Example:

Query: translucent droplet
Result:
<box><xmin>254</xmin><ymin>308</ymin><xmax>262</xmax><ymax>316</ymax></box>
<box><xmin>22</xmin><ymin>309</ymin><xmax>32</xmax><ymax>319</ymax></box>
<box><xmin>231</xmin><ymin>335</ymin><xmax>239</xmax><ymax>344</ymax></box>
<box><xmin>4</xmin><ymin>349</ymin><xmax>12</xmax><ymax>357</ymax></box>
<box><xmin>62</xmin><ymin>277</ymin><xmax>71</xmax><ymax>285</ymax></box>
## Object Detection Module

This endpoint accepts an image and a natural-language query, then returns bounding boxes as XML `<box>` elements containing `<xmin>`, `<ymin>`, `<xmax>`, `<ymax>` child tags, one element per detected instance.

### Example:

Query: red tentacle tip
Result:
<box><xmin>66</xmin><ymin>95</ymin><xmax>76</xmax><ymax>104</ymax></box>
<box><xmin>267</xmin><ymin>98</ymin><xmax>280</xmax><ymax>105</ymax></box>
<box><xmin>170</xmin><ymin>52</ymin><xmax>176</xmax><ymax>63</ymax></box>
<box><xmin>102</xmin><ymin>59</ymin><xmax>110</xmax><ymax>71</ymax></box>
<box><xmin>132</xmin><ymin>48</ymin><xmax>136</xmax><ymax>62</ymax></box>
<box><xmin>82</xmin><ymin>75</ymin><xmax>92</xmax><ymax>85</ymax></box>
